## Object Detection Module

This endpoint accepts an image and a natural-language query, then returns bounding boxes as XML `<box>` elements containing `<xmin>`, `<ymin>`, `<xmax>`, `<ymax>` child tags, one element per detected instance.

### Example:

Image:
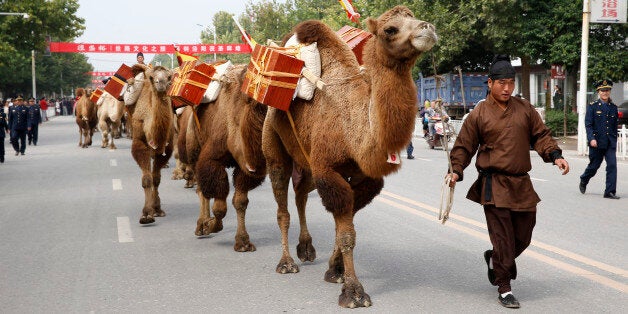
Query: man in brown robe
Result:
<box><xmin>447</xmin><ymin>55</ymin><xmax>570</xmax><ymax>309</ymax></box>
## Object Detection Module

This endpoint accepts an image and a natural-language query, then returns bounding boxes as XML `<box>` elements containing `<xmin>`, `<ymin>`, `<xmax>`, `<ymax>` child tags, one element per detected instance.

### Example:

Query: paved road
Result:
<box><xmin>1</xmin><ymin>116</ymin><xmax>626</xmax><ymax>313</ymax></box>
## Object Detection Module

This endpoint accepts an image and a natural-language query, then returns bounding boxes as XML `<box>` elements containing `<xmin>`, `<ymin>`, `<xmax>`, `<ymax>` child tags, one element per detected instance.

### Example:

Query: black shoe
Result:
<box><xmin>28</xmin><ymin>141</ymin><xmax>31</xmax><ymax>145</ymax></box>
<box><xmin>484</xmin><ymin>250</ymin><xmax>496</xmax><ymax>285</ymax></box>
<box><xmin>15</xmin><ymin>151</ymin><xmax>19</xmax><ymax>156</ymax></box>
<box><xmin>579</xmin><ymin>181</ymin><xmax>586</xmax><ymax>194</ymax></box>
<box><xmin>498</xmin><ymin>293</ymin><xmax>520</xmax><ymax>308</ymax></box>
<box><xmin>0</xmin><ymin>156</ymin><xmax>4</xmax><ymax>163</ymax></box>
<box><xmin>603</xmin><ymin>193</ymin><xmax>620</xmax><ymax>199</ymax></box>
<box><xmin>20</xmin><ymin>152</ymin><xmax>24</xmax><ymax>155</ymax></box>
<box><xmin>407</xmin><ymin>155</ymin><xmax>415</xmax><ymax>159</ymax></box>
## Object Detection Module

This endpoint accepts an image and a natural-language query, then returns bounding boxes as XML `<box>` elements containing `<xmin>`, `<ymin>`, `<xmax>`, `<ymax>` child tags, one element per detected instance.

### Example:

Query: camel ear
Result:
<box><xmin>366</xmin><ymin>18</ymin><xmax>378</xmax><ymax>35</ymax></box>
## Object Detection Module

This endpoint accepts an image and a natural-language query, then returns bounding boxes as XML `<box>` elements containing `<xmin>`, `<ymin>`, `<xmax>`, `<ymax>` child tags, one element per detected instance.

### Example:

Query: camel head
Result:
<box><xmin>146</xmin><ymin>65</ymin><xmax>173</xmax><ymax>94</ymax></box>
<box><xmin>75</xmin><ymin>87</ymin><xmax>85</xmax><ymax>98</ymax></box>
<box><xmin>366</xmin><ymin>5</ymin><xmax>437</xmax><ymax>62</ymax></box>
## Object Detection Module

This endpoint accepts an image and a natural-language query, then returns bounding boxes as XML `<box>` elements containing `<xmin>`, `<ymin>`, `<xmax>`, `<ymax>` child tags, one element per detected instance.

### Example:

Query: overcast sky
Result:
<box><xmin>75</xmin><ymin>0</ymin><xmax>251</xmax><ymax>71</ymax></box>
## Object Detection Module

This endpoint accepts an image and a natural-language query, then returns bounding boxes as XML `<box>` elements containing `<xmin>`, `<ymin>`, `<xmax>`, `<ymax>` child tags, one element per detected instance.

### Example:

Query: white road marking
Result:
<box><xmin>110</xmin><ymin>159</ymin><xmax>117</xmax><ymax>167</ymax></box>
<box><xmin>116</xmin><ymin>216</ymin><xmax>134</xmax><ymax>243</ymax></box>
<box><xmin>531</xmin><ymin>177</ymin><xmax>548</xmax><ymax>182</ymax></box>
<box><xmin>112</xmin><ymin>179</ymin><xmax>122</xmax><ymax>190</ymax></box>
<box><xmin>417</xmin><ymin>158</ymin><xmax>432</xmax><ymax>162</ymax></box>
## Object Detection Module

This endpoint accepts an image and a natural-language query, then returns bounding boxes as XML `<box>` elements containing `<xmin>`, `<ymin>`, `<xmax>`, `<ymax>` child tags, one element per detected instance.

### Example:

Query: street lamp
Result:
<box><xmin>0</xmin><ymin>12</ymin><xmax>29</xmax><ymax>18</ymax></box>
<box><xmin>196</xmin><ymin>23</ymin><xmax>217</xmax><ymax>61</ymax></box>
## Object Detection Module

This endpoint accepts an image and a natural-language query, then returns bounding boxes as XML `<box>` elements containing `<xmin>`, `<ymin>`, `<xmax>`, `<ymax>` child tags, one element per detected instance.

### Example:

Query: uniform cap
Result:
<box><xmin>594</xmin><ymin>79</ymin><xmax>613</xmax><ymax>91</ymax></box>
<box><xmin>15</xmin><ymin>95</ymin><xmax>23</xmax><ymax>101</ymax></box>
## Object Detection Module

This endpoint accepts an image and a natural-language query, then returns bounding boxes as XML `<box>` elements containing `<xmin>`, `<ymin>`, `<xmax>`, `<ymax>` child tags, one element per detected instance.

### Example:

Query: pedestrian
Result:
<box><xmin>39</xmin><ymin>96</ymin><xmax>48</xmax><ymax>122</ymax></box>
<box><xmin>421</xmin><ymin>100</ymin><xmax>430</xmax><ymax>136</ymax></box>
<box><xmin>8</xmin><ymin>95</ymin><xmax>30</xmax><ymax>156</ymax></box>
<box><xmin>0</xmin><ymin>102</ymin><xmax>8</xmax><ymax>163</ymax></box>
<box><xmin>446</xmin><ymin>55</ymin><xmax>570</xmax><ymax>309</ymax></box>
<box><xmin>552</xmin><ymin>85</ymin><xmax>563</xmax><ymax>111</ymax></box>
<box><xmin>136</xmin><ymin>52</ymin><xmax>145</xmax><ymax>65</ymax></box>
<box><xmin>579</xmin><ymin>79</ymin><xmax>620</xmax><ymax>199</ymax></box>
<box><xmin>27</xmin><ymin>97</ymin><xmax>42</xmax><ymax>146</ymax></box>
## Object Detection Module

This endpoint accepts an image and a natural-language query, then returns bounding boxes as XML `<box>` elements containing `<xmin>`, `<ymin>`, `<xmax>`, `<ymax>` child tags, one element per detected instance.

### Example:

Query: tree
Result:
<box><xmin>0</xmin><ymin>0</ymin><xmax>89</xmax><ymax>98</ymax></box>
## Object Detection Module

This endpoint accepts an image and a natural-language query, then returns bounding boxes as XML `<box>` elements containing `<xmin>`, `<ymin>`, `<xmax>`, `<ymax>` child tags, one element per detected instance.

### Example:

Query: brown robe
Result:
<box><xmin>450</xmin><ymin>95</ymin><xmax>562</xmax><ymax>211</ymax></box>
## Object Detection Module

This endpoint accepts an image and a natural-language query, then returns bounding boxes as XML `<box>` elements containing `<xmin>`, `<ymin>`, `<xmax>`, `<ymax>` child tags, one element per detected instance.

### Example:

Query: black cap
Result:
<box><xmin>594</xmin><ymin>79</ymin><xmax>613</xmax><ymax>91</ymax></box>
<box><xmin>137</xmin><ymin>52</ymin><xmax>144</xmax><ymax>57</ymax></box>
<box><xmin>488</xmin><ymin>55</ymin><xmax>515</xmax><ymax>80</ymax></box>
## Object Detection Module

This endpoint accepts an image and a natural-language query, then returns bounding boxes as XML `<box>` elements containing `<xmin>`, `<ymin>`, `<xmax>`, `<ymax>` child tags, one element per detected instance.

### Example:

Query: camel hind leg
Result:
<box><xmin>99</xmin><ymin>119</ymin><xmax>109</xmax><ymax>148</ymax></box>
<box><xmin>231</xmin><ymin>167</ymin><xmax>264</xmax><ymax>252</ymax></box>
<box><xmin>293</xmin><ymin>166</ymin><xmax>316</xmax><ymax>262</ymax></box>
<box><xmin>109</xmin><ymin>121</ymin><xmax>118</xmax><ymax>149</ymax></box>
<box><xmin>264</xmin><ymin>127</ymin><xmax>299</xmax><ymax>273</ymax></box>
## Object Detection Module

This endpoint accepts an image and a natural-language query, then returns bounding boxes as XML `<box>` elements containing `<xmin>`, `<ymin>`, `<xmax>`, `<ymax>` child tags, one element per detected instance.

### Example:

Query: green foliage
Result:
<box><xmin>545</xmin><ymin>109</ymin><xmax>578</xmax><ymax>136</ymax></box>
<box><xmin>0</xmin><ymin>0</ymin><xmax>89</xmax><ymax>98</ymax></box>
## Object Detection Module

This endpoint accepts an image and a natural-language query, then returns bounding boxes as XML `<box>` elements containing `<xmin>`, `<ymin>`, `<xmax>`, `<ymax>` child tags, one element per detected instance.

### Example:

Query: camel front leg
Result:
<box><xmin>194</xmin><ymin>190</ymin><xmax>211</xmax><ymax>236</ymax></box>
<box><xmin>78</xmin><ymin>127</ymin><xmax>83</xmax><ymax>147</ymax></box>
<box><xmin>132</xmin><ymin>140</ymin><xmax>156</xmax><ymax>224</ymax></box>
<box><xmin>151</xmin><ymin>151</ymin><xmax>171</xmax><ymax>218</ymax></box>
<box><xmin>315</xmin><ymin>169</ymin><xmax>371</xmax><ymax>308</ymax></box>
<box><xmin>195</xmin><ymin>152</ymin><xmax>228</xmax><ymax>236</ymax></box>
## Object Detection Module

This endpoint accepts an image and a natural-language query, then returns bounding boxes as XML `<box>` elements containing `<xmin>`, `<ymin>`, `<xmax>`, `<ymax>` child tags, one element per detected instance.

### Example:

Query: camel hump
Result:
<box><xmin>293</xmin><ymin>20</ymin><xmax>334</xmax><ymax>46</ymax></box>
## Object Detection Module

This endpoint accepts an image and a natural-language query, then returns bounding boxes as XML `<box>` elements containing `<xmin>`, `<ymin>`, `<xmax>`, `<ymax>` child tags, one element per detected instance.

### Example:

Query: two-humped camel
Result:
<box><xmin>130</xmin><ymin>65</ymin><xmax>174</xmax><ymax>224</ymax></box>
<box><xmin>96</xmin><ymin>91</ymin><xmax>124</xmax><ymax>149</ymax></box>
<box><xmin>176</xmin><ymin>64</ymin><xmax>270</xmax><ymax>252</ymax></box>
<box><xmin>74</xmin><ymin>88</ymin><xmax>98</xmax><ymax>148</ymax></box>
<box><xmin>262</xmin><ymin>6</ymin><xmax>437</xmax><ymax>308</ymax></box>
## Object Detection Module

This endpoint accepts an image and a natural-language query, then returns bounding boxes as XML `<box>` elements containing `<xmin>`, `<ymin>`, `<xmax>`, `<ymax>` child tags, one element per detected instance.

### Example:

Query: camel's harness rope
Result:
<box><xmin>432</xmin><ymin>54</ymin><xmax>455</xmax><ymax>224</ymax></box>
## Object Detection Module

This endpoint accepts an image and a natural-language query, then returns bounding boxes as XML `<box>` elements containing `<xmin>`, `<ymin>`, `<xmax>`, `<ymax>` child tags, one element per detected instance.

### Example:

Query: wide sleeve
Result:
<box><xmin>529</xmin><ymin>105</ymin><xmax>561</xmax><ymax>163</ymax></box>
<box><xmin>449</xmin><ymin>111</ymin><xmax>480</xmax><ymax>181</ymax></box>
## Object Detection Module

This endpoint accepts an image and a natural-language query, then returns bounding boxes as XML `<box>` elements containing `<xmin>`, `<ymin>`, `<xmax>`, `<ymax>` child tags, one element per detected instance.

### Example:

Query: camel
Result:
<box><xmin>172</xmin><ymin>64</ymin><xmax>270</xmax><ymax>252</ymax></box>
<box><xmin>96</xmin><ymin>91</ymin><xmax>124</xmax><ymax>149</ymax></box>
<box><xmin>74</xmin><ymin>88</ymin><xmax>98</xmax><ymax>148</ymax></box>
<box><xmin>130</xmin><ymin>65</ymin><xmax>175</xmax><ymax>224</ymax></box>
<box><xmin>261</xmin><ymin>6</ymin><xmax>437</xmax><ymax>308</ymax></box>
<box><xmin>171</xmin><ymin>106</ymin><xmax>196</xmax><ymax>188</ymax></box>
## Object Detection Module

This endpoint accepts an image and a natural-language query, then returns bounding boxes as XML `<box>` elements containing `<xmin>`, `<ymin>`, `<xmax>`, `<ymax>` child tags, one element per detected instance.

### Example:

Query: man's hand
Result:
<box><xmin>446</xmin><ymin>173</ymin><xmax>459</xmax><ymax>187</ymax></box>
<box><xmin>555</xmin><ymin>158</ymin><xmax>570</xmax><ymax>175</ymax></box>
<box><xmin>590</xmin><ymin>139</ymin><xmax>597</xmax><ymax>147</ymax></box>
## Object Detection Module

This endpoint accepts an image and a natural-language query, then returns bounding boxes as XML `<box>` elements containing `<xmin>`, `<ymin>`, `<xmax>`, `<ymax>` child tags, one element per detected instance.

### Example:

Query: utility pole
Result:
<box><xmin>577</xmin><ymin>0</ymin><xmax>590</xmax><ymax>155</ymax></box>
<box><xmin>32</xmin><ymin>50</ymin><xmax>36</xmax><ymax>99</ymax></box>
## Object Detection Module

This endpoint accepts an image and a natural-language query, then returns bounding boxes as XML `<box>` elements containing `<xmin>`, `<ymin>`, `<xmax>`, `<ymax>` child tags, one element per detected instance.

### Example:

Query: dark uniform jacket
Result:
<box><xmin>449</xmin><ymin>95</ymin><xmax>562</xmax><ymax>211</ymax></box>
<box><xmin>585</xmin><ymin>99</ymin><xmax>618</xmax><ymax>150</ymax></box>
<box><xmin>28</xmin><ymin>104</ymin><xmax>42</xmax><ymax>128</ymax></box>
<box><xmin>0</xmin><ymin>110</ymin><xmax>8</xmax><ymax>138</ymax></box>
<box><xmin>8</xmin><ymin>104</ymin><xmax>30</xmax><ymax>131</ymax></box>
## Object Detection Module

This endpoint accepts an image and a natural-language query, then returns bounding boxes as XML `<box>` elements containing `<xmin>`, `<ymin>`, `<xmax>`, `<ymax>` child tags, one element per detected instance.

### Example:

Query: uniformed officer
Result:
<box><xmin>579</xmin><ymin>80</ymin><xmax>619</xmax><ymax>199</ymax></box>
<box><xmin>8</xmin><ymin>95</ymin><xmax>30</xmax><ymax>156</ymax></box>
<box><xmin>0</xmin><ymin>102</ymin><xmax>9</xmax><ymax>163</ymax></box>
<box><xmin>27</xmin><ymin>97</ymin><xmax>42</xmax><ymax>145</ymax></box>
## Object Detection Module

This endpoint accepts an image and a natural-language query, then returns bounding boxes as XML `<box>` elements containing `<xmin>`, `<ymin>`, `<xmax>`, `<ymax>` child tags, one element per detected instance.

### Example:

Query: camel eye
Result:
<box><xmin>384</xmin><ymin>26</ymin><xmax>398</xmax><ymax>36</ymax></box>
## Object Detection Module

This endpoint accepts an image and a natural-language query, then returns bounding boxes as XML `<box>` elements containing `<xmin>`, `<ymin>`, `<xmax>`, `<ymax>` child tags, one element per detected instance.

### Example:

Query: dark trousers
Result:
<box><xmin>580</xmin><ymin>146</ymin><xmax>617</xmax><ymax>195</ymax></box>
<box><xmin>10</xmin><ymin>129</ymin><xmax>27</xmax><ymax>153</ymax></box>
<box><xmin>28</xmin><ymin>125</ymin><xmax>38</xmax><ymax>145</ymax></box>
<box><xmin>407</xmin><ymin>141</ymin><xmax>414</xmax><ymax>157</ymax></box>
<box><xmin>484</xmin><ymin>205</ymin><xmax>536</xmax><ymax>294</ymax></box>
<box><xmin>0</xmin><ymin>137</ymin><xmax>5</xmax><ymax>160</ymax></box>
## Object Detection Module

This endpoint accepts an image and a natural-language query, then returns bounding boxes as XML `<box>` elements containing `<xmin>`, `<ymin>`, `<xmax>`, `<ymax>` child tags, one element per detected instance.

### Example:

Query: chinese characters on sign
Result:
<box><xmin>49</xmin><ymin>43</ymin><xmax>252</xmax><ymax>54</ymax></box>
<box><xmin>591</xmin><ymin>0</ymin><xmax>628</xmax><ymax>23</ymax></box>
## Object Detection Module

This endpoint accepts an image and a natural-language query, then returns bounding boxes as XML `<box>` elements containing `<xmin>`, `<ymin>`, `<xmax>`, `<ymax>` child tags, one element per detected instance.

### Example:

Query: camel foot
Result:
<box><xmin>184</xmin><ymin>180</ymin><xmax>195</xmax><ymax>188</ymax></box>
<box><xmin>195</xmin><ymin>217</ymin><xmax>223</xmax><ymax>236</ymax></box>
<box><xmin>139</xmin><ymin>215</ymin><xmax>155</xmax><ymax>224</ymax></box>
<box><xmin>109</xmin><ymin>144</ymin><xmax>116</xmax><ymax>150</ymax></box>
<box><xmin>234</xmin><ymin>238</ymin><xmax>256</xmax><ymax>252</ymax></box>
<box><xmin>276</xmin><ymin>256</ymin><xmax>299</xmax><ymax>274</ymax></box>
<box><xmin>101</xmin><ymin>144</ymin><xmax>107</xmax><ymax>148</ymax></box>
<box><xmin>324</xmin><ymin>266</ymin><xmax>345</xmax><ymax>283</ymax></box>
<box><xmin>338</xmin><ymin>281</ymin><xmax>371</xmax><ymax>308</ymax></box>
<box><xmin>154</xmin><ymin>209</ymin><xmax>166</xmax><ymax>217</ymax></box>
<box><xmin>296</xmin><ymin>241</ymin><xmax>316</xmax><ymax>262</ymax></box>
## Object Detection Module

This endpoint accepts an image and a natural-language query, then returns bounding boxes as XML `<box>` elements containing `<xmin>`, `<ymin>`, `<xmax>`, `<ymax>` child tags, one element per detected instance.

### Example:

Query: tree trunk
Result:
<box><xmin>521</xmin><ymin>56</ymin><xmax>531</xmax><ymax>101</ymax></box>
<box><xmin>545</xmin><ymin>69</ymin><xmax>551</xmax><ymax>113</ymax></box>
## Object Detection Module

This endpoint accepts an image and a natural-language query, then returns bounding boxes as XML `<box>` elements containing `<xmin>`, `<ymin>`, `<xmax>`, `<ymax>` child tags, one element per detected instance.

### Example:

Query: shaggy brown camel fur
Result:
<box><xmin>97</xmin><ymin>91</ymin><xmax>124</xmax><ymax>149</ymax></box>
<box><xmin>75</xmin><ymin>88</ymin><xmax>98</xmax><ymax>148</ymax></box>
<box><xmin>130</xmin><ymin>65</ymin><xmax>174</xmax><ymax>224</ymax></box>
<box><xmin>189</xmin><ymin>64</ymin><xmax>270</xmax><ymax>252</ymax></box>
<box><xmin>262</xmin><ymin>6</ymin><xmax>437</xmax><ymax>308</ymax></box>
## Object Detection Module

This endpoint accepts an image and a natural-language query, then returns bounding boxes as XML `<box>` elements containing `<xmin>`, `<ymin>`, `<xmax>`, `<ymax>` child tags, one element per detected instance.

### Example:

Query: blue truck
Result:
<box><xmin>417</xmin><ymin>72</ymin><xmax>489</xmax><ymax>119</ymax></box>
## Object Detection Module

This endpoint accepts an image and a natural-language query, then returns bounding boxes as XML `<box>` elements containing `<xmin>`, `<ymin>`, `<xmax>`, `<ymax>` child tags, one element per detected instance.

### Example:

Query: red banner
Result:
<box><xmin>50</xmin><ymin>42</ymin><xmax>251</xmax><ymax>54</ymax></box>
